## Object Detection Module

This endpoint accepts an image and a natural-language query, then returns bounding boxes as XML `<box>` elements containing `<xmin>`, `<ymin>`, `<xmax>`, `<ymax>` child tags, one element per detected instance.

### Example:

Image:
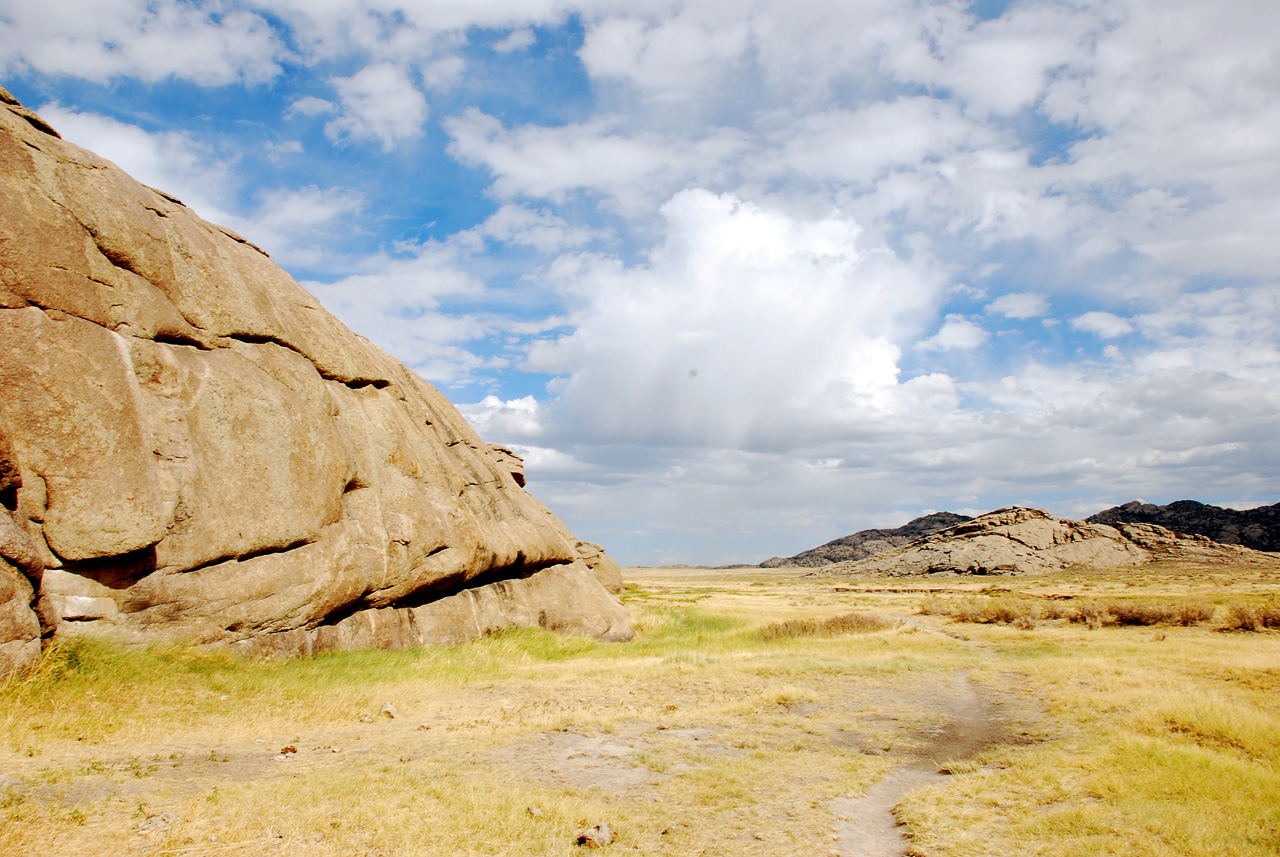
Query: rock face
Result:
<box><xmin>1088</xmin><ymin>500</ymin><xmax>1280</xmax><ymax>554</ymax></box>
<box><xmin>760</xmin><ymin>512</ymin><xmax>972</xmax><ymax>567</ymax></box>
<box><xmin>1</xmin><ymin>400</ymin><xmax>42</xmax><ymax>675</ymax></box>
<box><xmin>574</xmin><ymin>541</ymin><xmax>625</xmax><ymax>594</ymax></box>
<box><xmin>0</xmin><ymin>90</ymin><xmax>630</xmax><ymax>675</ymax></box>
<box><xmin>816</xmin><ymin>507</ymin><xmax>1269</xmax><ymax>577</ymax></box>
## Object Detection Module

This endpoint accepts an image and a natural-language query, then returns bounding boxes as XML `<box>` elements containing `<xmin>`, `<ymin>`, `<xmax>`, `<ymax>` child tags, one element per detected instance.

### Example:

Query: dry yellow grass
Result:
<box><xmin>1</xmin><ymin>558</ymin><xmax>1277</xmax><ymax>856</ymax></box>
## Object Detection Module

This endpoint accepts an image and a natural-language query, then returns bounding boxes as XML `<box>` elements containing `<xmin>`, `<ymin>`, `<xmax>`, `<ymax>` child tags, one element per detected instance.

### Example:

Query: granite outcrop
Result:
<box><xmin>1088</xmin><ymin>500</ymin><xmax>1280</xmax><ymax>554</ymax></box>
<box><xmin>0</xmin><ymin>89</ymin><xmax>630</xmax><ymax>675</ymax></box>
<box><xmin>760</xmin><ymin>511</ymin><xmax>972</xmax><ymax>567</ymax></box>
<box><xmin>814</xmin><ymin>507</ymin><xmax>1270</xmax><ymax>578</ymax></box>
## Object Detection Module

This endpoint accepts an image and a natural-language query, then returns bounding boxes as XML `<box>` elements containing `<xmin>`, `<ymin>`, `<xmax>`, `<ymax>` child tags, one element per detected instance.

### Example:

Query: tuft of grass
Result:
<box><xmin>1221</xmin><ymin>601</ymin><xmax>1280</xmax><ymax>632</ymax></box>
<box><xmin>755</xmin><ymin>612</ymin><xmax>898</xmax><ymax>640</ymax></box>
<box><xmin>921</xmin><ymin>594</ymin><xmax>1240</xmax><ymax>630</ymax></box>
<box><xmin>1178</xmin><ymin>600</ymin><xmax>1215</xmax><ymax>626</ymax></box>
<box><xmin>1105</xmin><ymin>601</ymin><xmax>1178</xmax><ymax>626</ymax></box>
<box><xmin>1072</xmin><ymin>601</ymin><xmax>1106</xmax><ymax>629</ymax></box>
<box><xmin>939</xmin><ymin>596</ymin><xmax>1042</xmax><ymax>626</ymax></box>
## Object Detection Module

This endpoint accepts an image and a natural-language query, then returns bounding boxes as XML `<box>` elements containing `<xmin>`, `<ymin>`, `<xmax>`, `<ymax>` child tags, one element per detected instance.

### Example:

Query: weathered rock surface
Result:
<box><xmin>0</xmin><ymin>92</ymin><xmax>630</xmax><ymax>673</ymax></box>
<box><xmin>575</xmin><ymin>540</ymin><xmax>624</xmax><ymax>594</ymax></box>
<box><xmin>760</xmin><ymin>511</ymin><xmax>972</xmax><ymax>567</ymax></box>
<box><xmin>0</xmin><ymin>398</ymin><xmax>42</xmax><ymax>675</ymax></box>
<box><xmin>1088</xmin><ymin>500</ymin><xmax>1280</xmax><ymax>554</ymax></box>
<box><xmin>814</xmin><ymin>507</ymin><xmax>1270</xmax><ymax>578</ymax></box>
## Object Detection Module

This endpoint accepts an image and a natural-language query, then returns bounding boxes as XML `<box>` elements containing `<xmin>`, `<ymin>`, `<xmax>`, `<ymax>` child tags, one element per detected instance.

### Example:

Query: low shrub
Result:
<box><xmin>1107</xmin><ymin>602</ymin><xmax>1178</xmax><ymax>626</ymax></box>
<box><xmin>917</xmin><ymin>595</ymin><xmax>945</xmax><ymax>616</ymax></box>
<box><xmin>1071</xmin><ymin>602</ymin><xmax>1107</xmax><ymax>629</ymax></box>
<box><xmin>947</xmin><ymin>596</ymin><xmax>1040</xmax><ymax>626</ymax></box>
<box><xmin>926</xmin><ymin>595</ymin><xmax>1226</xmax><ymax>630</ymax></box>
<box><xmin>1266</xmin><ymin>605</ymin><xmax>1280</xmax><ymax>628</ymax></box>
<box><xmin>1065</xmin><ymin>599</ymin><xmax>1219</xmax><ymax>629</ymax></box>
<box><xmin>1178</xmin><ymin>600</ymin><xmax>1215</xmax><ymax>626</ymax></box>
<box><xmin>1040</xmin><ymin>601</ymin><xmax>1073</xmax><ymax>621</ymax></box>
<box><xmin>756</xmin><ymin>612</ymin><xmax>898</xmax><ymax>640</ymax></box>
<box><xmin>1221</xmin><ymin>602</ymin><xmax>1280</xmax><ymax>632</ymax></box>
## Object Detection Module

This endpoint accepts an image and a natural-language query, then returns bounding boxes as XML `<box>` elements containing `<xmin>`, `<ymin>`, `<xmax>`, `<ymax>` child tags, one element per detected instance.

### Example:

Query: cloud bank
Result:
<box><xmin>6</xmin><ymin>0</ymin><xmax>1279</xmax><ymax>563</ymax></box>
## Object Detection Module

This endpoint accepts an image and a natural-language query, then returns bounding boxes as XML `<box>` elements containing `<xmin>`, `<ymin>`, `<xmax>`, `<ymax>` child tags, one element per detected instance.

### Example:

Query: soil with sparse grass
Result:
<box><xmin>2</xmin><ymin>559</ymin><xmax>1279</xmax><ymax>856</ymax></box>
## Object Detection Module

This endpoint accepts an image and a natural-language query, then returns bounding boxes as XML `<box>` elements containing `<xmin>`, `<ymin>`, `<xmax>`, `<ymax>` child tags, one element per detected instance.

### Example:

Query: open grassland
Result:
<box><xmin>2</xmin><ymin>559</ymin><xmax>1278</xmax><ymax>856</ymax></box>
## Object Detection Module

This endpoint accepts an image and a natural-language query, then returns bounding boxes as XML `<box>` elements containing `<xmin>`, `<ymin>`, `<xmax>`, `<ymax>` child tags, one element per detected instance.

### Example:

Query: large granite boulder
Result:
<box><xmin>760</xmin><ymin>511</ymin><xmax>973</xmax><ymax>567</ymax></box>
<box><xmin>814</xmin><ymin>507</ymin><xmax>1270</xmax><ymax>577</ymax></box>
<box><xmin>0</xmin><ymin>90</ymin><xmax>630</xmax><ymax>674</ymax></box>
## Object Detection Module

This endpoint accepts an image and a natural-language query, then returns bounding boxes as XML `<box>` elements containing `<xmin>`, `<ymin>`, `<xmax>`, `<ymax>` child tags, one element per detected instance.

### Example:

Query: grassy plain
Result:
<box><xmin>1</xmin><ymin>560</ymin><xmax>1278</xmax><ymax>856</ymax></box>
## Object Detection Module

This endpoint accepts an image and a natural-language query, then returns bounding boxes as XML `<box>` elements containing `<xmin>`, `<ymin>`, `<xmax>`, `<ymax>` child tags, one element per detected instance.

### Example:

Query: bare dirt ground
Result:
<box><xmin>831</xmin><ymin>650</ymin><xmax>1011</xmax><ymax>856</ymax></box>
<box><xmin>2</xmin><ymin>661</ymin><xmax>1026</xmax><ymax>856</ymax></box>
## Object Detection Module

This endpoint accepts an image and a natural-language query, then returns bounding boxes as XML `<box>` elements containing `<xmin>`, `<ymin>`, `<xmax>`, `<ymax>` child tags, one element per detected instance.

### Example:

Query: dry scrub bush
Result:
<box><xmin>1072</xmin><ymin>601</ymin><xmax>1106</xmax><ymax>629</ymax></box>
<box><xmin>755</xmin><ymin>612</ymin><xmax>898</xmax><ymax>640</ymax></box>
<box><xmin>950</xmin><ymin>596</ymin><xmax>1041</xmax><ymax>626</ymax></box>
<box><xmin>1106</xmin><ymin>602</ymin><xmax>1178</xmax><ymax>626</ymax></box>
<box><xmin>1221</xmin><ymin>602</ymin><xmax>1280</xmax><ymax>632</ymax></box>
<box><xmin>920</xmin><ymin>596</ymin><xmax>1043</xmax><ymax>626</ymax></box>
<box><xmin>1070</xmin><ymin>599</ymin><xmax>1219</xmax><ymax>629</ymax></box>
<box><xmin>924</xmin><ymin>594</ymin><xmax>1226</xmax><ymax>630</ymax></box>
<box><xmin>1178</xmin><ymin>600</ymin><xmax>1215</xmax><ymax>626</ymax></box>
<box><xmin>1039</xmin><ymin>601</ymin><xmax>1073</xmax><ymax>621</ymax></box>
<box><xmin>917</xmin><ymin>595</ymin><xmax>945</xmax><ymax>616</ymax></box>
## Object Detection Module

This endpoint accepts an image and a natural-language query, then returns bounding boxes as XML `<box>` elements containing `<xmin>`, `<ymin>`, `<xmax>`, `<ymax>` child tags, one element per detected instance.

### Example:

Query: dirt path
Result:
<box><xmin>829</xmin><ymin>614</ymin><xmax>1012</xmax><ymax>857</ymax></box>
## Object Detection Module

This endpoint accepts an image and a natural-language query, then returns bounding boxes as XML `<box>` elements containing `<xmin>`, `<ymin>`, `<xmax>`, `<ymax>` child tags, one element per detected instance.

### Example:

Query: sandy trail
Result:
<box><xmin>831</xmin><ymin>618</ymin><xmax>1009</xmax><ymax>857</ymax></box>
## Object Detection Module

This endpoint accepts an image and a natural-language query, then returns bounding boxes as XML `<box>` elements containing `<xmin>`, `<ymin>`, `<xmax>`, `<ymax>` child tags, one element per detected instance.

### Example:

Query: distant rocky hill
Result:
<box><xmin>812</xmin><ymin>507</ymin><xmax>1271</xmax><ymax>578</ymax></box>
<box><xmin>760</xmin><ymin>512</ymin><xmax>972</xmax><ymax>567</ymax></box>
<box><xmin>0</xmin><ymin>89</ymin><xmax>629</xmax><ymax>676</ymax></box>
<box><xmin>1087</xmin><ymin>500</ymin><xmax>1280</xmax><ymax>553</ymax></box>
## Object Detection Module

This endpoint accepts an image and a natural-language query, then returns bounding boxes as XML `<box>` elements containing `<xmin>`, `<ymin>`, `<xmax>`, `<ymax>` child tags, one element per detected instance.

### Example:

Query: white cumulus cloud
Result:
<box><xmin>493</xmin><ymin>28</ymin><xmax>535</xmax><ymax>54</ymax></box>
<box><xmin>473</xmin><ymin>204</ymin><xmax>599</xmax><ymax>253</ymax></box>
<box><xmin>325</xmin><ymin>63</ymin><xmax>428</xmax><ymax>150</ymax></box>
<box><xmin>919</xmin><ymin>315</ymin><xmax>989</xmax><ymax>351</ymax></box>
<box><xmin>497</xmin><ymin>188</ymin><xmax>944</xmax><ymax>449</ymax></box>
<box><xmin>0</xmin><ymin>0</ymin><xmax>285</xmax><ymax>84</ymax></box>
<box><xmin>986</xmin><ymin>292</ymin><xmax>1050</xmax><ymax>319</ymax></box>
<box><xmin>1072</xmin><ymin>311</ymin><xmax>1135</xmax><ymax>339</ymax></box>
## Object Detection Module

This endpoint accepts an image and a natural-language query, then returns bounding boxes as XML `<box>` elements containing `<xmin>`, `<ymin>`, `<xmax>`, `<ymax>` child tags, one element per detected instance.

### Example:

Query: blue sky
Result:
<box><xmin>3</xmin><ymin>0</ymin><xmax>1279</xmax><ymax>565</ymax></box>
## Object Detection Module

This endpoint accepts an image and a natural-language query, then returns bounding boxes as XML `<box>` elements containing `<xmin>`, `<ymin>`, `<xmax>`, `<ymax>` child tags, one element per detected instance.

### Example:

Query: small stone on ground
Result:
<box><xmin>575</xmin><ymin>823</ymin><xmax>616</xmax><ymax>847</ymax></box>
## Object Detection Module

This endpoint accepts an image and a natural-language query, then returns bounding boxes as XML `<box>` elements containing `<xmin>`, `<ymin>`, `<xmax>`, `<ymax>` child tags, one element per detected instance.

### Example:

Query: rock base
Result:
<box><xmin>228</xmin><ymin>561</ymin><xmax>632</xmax><ymax>660</ymax></box>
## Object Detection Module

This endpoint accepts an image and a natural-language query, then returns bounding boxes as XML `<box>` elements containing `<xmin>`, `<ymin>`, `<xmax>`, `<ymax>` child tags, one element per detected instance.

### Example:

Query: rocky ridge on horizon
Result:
<box><xmin>812</xmin><ymin>507</ymin><xmax>1271</xmax><ymax>578</ymax></box>
<box><xmin>0</xmin><ymin>90</ymin><xmax>630</xmax><ymax>676</ymax></box>
<box><xmin>760</xmin><ymin>511</ymin><xmax>973</xmax><ymax>568</ymax></box>
<box><xmin>1087</xmin><ymin>500</ymin><xmax>1280</xmax><ymax>554</ymax></box>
